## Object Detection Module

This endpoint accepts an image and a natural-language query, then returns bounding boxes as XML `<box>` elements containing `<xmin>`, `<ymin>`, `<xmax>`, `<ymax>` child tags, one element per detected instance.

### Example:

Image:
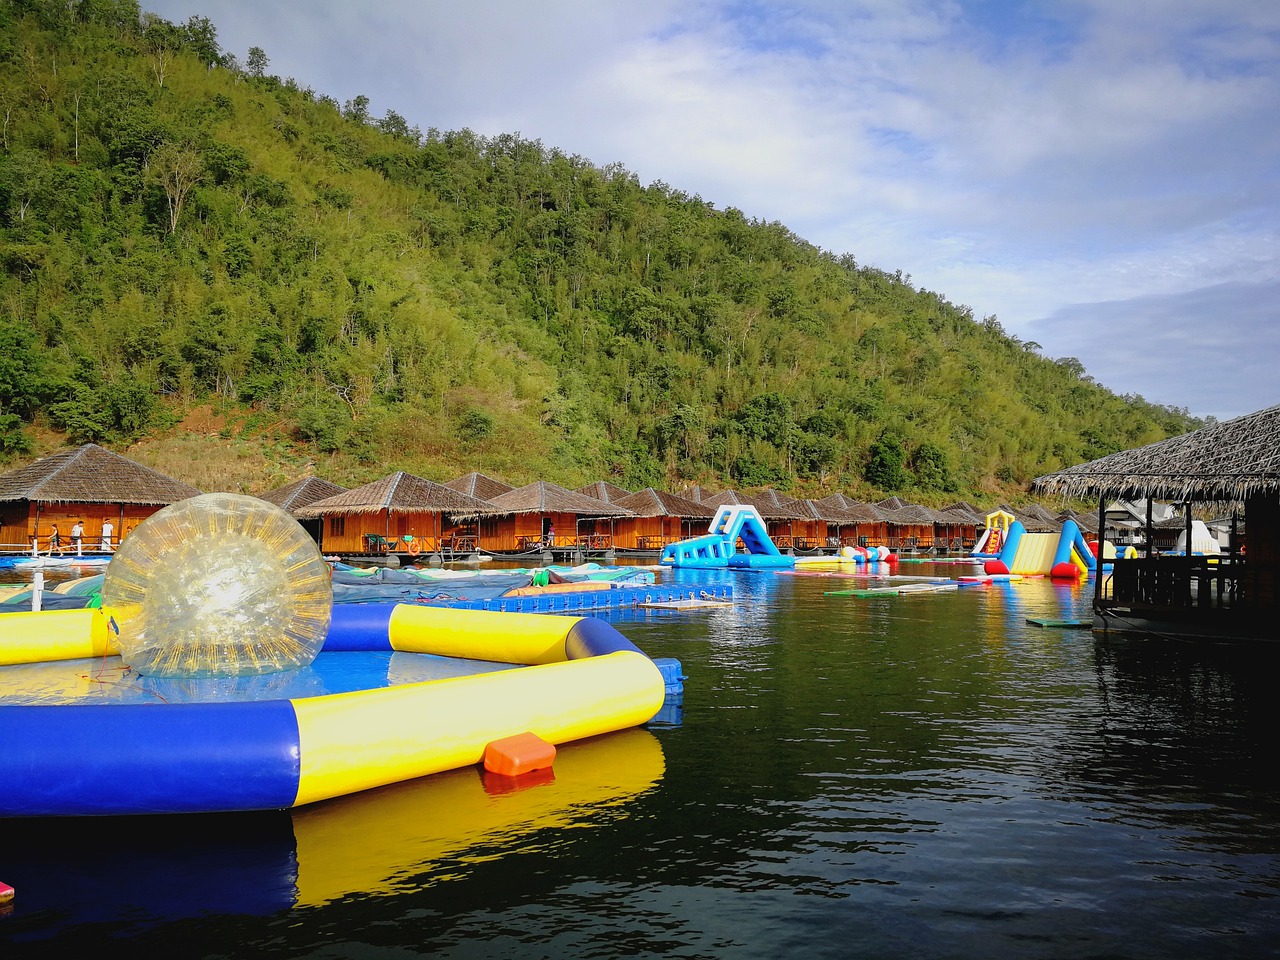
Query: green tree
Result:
<box><xmin>865</xmin><ymin>431</ymin><xmax>907</xmax><ymax>490</ymax></box>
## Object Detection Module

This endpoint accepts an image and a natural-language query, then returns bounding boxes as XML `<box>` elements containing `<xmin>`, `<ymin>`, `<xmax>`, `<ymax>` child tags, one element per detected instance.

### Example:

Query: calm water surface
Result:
<box><xmin>2</xmin><ymin>561</ymin><xmax>1279</xmax><ymax>958</ymax></box>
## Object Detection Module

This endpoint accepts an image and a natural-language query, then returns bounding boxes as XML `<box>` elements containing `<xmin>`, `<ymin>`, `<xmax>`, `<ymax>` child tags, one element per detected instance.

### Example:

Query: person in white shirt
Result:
<box><xmin>71</xmin><ymin>520</ymin><xmax>84</xmax><ymax>556</ymax></box>
<box><xmin>101</xmin><ymin>519</ymin><xmax>114</xmax><ymax>552</ymax></box>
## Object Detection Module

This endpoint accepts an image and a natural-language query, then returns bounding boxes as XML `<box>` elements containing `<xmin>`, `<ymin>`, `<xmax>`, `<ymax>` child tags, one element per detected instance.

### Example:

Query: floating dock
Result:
<box><xmin>424</xmin><ymin>584</ymin><xmax>733</xmax><ymax>614</ymax></box>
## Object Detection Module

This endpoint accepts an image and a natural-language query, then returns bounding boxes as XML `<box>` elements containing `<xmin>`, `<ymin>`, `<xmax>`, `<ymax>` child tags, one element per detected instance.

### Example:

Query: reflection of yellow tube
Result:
<box><xmin>293</xmin><ymin>651</ymin><xmax>663</xmax><ymax>805</ymax></box>
<box><xmin>291</xmin><ymin>727</ymin><xmax>665</xmax><ymax>906</ymax></box>
<box><xmin>0</xmin><ymin>608</ymin><xmax>115</xmax><ymax>665</ymax></box>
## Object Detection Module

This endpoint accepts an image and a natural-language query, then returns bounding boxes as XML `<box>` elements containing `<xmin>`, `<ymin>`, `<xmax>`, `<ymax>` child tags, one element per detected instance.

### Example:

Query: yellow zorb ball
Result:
<box><xmin>102</xmin><ymin>493</ymin><xmax>333</xmax><ymax>678</ymax></box>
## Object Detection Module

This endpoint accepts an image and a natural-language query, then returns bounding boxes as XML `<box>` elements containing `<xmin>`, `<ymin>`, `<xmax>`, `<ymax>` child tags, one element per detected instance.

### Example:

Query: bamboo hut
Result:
<box><xmin>937</xmin><ymin>502</ymin><xmax>984</xmax><ymax>551</ymax></box>
<box><xmin>814</xmin><ymin>494</ymin><xmax>889</xmax><ymax>547</ymax></box>
<box><xmin>294</xmin><ymin>471</ymin><xmax>502</xmax><ymax>557</ymax></box>
<box><xmin>611</xmin><ymin>488</ymin><xmax>716</xmax><ymax>550</ymax></box>
<box><xmin>444</xmin><ymin>471</ymin><xmax>515</xmax><ymax>501</ymax></box>
<box><xmin>740</xmin><ymin>489</ymin><xmax>810</xmax><ymax>547</ymax></box>
<box><xmin>876</xmin><ymin>498</ymin><xmax>940</xmax><ymax>552</ymax></box>
<box><xmin>485</xmin><ymin>482</ymin><xmax>634</xmax><ymax>552</ymax></box>
<box><xmin>0</xmin><ymin>444</ymin><xmax>200</xmax><ymax>554</ymax></box>
<box><xmin>258</xmin><ymin>476</ymin><xmax>347</xmax><ymax>543</ymax></box>
<box><xmin>1032</xmin><ymin>402</ymin><xmax>1280</xmax><ymax>641</ymax></box>
<box><xmin>777</xmin><ymin>497</ymin><xmax>836</xmax><ymax>550</ymax></box>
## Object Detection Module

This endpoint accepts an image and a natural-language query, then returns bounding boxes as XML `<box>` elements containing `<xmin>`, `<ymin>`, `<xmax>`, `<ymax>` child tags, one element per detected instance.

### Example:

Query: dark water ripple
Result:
<box><xmin>3</xmin><ymin>563</ymin><xmax>1280</xmax><ymax>958</ymax></box>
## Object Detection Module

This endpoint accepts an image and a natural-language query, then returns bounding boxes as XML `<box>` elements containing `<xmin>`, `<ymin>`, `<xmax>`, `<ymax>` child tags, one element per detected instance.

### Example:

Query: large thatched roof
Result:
<box><xmin>615</xmin><ymin>487</ymin><xmax>715</xmax><ymax>519</ymax></box>
<box><xmin>444</xmin><ymin>471</ymin><xmax>514</xmax><ymax>501</ymax></box>
<box><xmin>487</xmin><ymin>481</ymin><xmax>634</xmax><ymax>518</ymax></box>
<box><xmin>742</xmin><ymin>489</ymin><xmax>809</xmax><ymax>520</ymax></box>
<box><xmin>0</xmin><ymin>443</ymin><xmax>201</xmax><ymax>505</ymax></box>
<box><xmin>294</xmin><ymin>471</ymin><xmax>501</xmax><ymax>518</ymax></box>
<box><xmin>577</xmin><ymin>480</ymin><xmax>633</xmax><ymax>503</ymax></box>
<box><xmin>1033</xmin><ymin>404</ymin><xmax>1280</xmax><ymax>502</ymax></box>
<box><xmin>258</xmin><ymin>476</ymin><xmax>347</xmax><ymax>513</ymax></box>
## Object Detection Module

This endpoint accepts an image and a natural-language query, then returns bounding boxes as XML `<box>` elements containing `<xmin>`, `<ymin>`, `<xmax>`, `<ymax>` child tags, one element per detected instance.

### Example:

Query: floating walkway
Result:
<box><xmin>825</xmin><ymin>578</ymin><xmax>957</xmax><ymax>597</ymax></box>
<box><xmin>424</xmin><ymin>583</ymin><xmax>733</xmax><ymax>614</ymax></box>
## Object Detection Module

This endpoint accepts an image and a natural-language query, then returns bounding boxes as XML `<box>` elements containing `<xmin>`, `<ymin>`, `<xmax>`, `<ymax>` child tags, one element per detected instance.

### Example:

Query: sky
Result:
<box><xmin>143</xmin><ymin>0</ymin><xmax>1280</xmax><ymax>422</ymax></box>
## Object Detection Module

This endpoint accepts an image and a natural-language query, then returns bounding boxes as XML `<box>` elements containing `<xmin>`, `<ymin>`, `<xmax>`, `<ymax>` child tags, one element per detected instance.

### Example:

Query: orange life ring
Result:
<box><xmin>407</xmin><ymin>539</ymin><xmax>421</xmax><ymax>556</ymax></box>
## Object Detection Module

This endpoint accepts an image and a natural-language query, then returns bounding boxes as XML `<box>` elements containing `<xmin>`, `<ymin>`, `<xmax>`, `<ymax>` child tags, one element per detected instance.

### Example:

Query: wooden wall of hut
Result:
<box><xmin>316</xmin><ymin>510</ymin><xmax>498</xmax><ymax>554</ymax></box>
<box><xmin>1</xmin><ymin>501</ymin><xmax>164</xmax><ymax>553</ymax></box>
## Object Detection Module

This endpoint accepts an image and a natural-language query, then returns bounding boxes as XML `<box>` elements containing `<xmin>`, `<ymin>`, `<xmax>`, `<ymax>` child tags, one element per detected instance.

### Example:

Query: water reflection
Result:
<box><xmin>3</xmin><ymin>564</ymin><xmax>1279</xmax><ymax>958</ymax></box>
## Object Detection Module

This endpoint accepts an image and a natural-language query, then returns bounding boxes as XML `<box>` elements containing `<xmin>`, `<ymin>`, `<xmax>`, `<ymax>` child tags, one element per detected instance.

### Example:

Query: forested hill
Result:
<box><xmin>0</xmin><ymin>2</ymin><xmax>1201</xmax><ymax>500</ymax></box>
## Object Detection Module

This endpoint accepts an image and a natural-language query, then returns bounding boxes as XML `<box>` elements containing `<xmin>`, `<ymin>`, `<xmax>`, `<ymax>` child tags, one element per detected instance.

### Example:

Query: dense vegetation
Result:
<box><xmin>0</xmin><ymin>1</ymin><xmax>1201</xmax><ymax>499</ymax></box>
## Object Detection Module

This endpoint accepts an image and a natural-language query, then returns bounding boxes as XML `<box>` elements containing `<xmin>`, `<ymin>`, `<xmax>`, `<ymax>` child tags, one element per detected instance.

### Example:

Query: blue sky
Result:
<box><xmin>144</xmin><ymin>1</ymin><xmax>1280</xmax><ymax>421</ymax></box>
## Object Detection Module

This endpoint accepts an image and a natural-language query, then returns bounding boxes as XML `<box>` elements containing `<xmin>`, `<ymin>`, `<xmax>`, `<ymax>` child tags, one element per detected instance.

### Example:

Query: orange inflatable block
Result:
<box><xmin>483</xmin><ymin>732</ymin><xmax>557</xmax><ymax>777</ymax></box>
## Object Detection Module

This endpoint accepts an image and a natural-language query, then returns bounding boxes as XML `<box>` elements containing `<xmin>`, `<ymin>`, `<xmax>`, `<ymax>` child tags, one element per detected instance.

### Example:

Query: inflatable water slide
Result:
<box><xmin>660</xmin><ymin>505</ymin><xmax>795</xmax><ymax>569</ymax></box>
<box><xmin>983</xmin><ymin>519</ymin><xmax>1096</xmax><ymax>579</ymax></box>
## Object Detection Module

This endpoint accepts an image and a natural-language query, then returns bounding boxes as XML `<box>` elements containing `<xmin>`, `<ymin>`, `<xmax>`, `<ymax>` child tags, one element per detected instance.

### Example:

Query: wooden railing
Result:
<box><xmin>1103</xmin><ymin>557</ymin><xmax>1261</xmax><ymax>612</ymax></box>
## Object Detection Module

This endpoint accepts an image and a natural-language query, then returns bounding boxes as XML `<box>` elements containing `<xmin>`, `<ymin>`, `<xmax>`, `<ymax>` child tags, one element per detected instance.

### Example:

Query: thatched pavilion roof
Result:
<box><xmin>577</xmin><ymin>480</ymin><xmax>633</xmax><ymax>503</ymax></box>
<box><xmin>615</xmin><ymin>488</ymin><xmax>715</xmax><ymax>519</ymax></box>
<box><xmin>294</xmin><ymin>471</ymin><xmax>501</xmax><ymax>518</ymax></box>
<box><xmin>1032</xmin><ymin>404</ymin><xmax>1280</xmax><ymax>502</ymax></box>
<box><xmin>258</xmin><ymin>476</ymin><xmax>347</xmax><ymax>513</ymax></box>
<box><xmin>443</xmin><ymin>471</ymin><xmax>514</xmax><ymax>501</ymax></box>
<box><xmin>0</xmin><ymin>443</ymin><xmax>200</xmax><ymax>505</ymax></box>
<box><xmin>487</xmin><ymin>481</ymin><xmax>634</xmax><ymax>518</ymax></box>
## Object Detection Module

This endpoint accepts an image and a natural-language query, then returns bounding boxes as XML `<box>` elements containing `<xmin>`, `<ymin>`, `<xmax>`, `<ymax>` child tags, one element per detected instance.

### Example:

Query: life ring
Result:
<box><xmin>406</xmin><ymin>539</ymin><xmax>421</xmax><ymax>556</ymax></box>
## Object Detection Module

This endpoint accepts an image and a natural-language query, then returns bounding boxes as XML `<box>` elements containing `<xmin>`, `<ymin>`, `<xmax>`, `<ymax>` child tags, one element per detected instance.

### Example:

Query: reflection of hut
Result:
<box><xmin>612</xmin><ymin>488</ymin><xmax>715</xmax><ymax>550</ymax></box>
<box><xmin>1032</xmin><ymin>403</ymin><xmax>1280</xmax><ymax>641</ymax></box>
<box><xmin>444</xmin><ymin>471</ymin><xmax>514</xmax><ymax>501</ymax></box>
<box><xmin>0</xmin><ymin>443</ymin><xmax>200</xmax><ymax>554</ymax></box>
<box><xmin>577</xmin><ymin>481</ymin><xmax>632</xmax><ymax>504</ymax></box>
<box><xmin>486</xmin><ymin>482</ymin><xmax>634</xmax><ymax>551</ymax></box>
<box><xmin>294</xmin><ymin>471</ymin><xmax>501</xmax><ymax>556</ymax></box>
<box><xmin>258</xmin><ymin>476</ymin><xmax>347</xmax><ymax>543</ymax></box>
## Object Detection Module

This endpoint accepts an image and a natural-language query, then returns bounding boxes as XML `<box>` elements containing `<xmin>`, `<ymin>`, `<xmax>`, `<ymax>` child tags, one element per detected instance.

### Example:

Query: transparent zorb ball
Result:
<box><xmin>102</xmin><ymin>493</ymin><xmax>333</xmax><ymax>678</ymax></box>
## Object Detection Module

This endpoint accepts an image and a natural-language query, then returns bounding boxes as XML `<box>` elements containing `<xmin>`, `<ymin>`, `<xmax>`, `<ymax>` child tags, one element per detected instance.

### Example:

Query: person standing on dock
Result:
<box><xmin>50</xmin><ymin>523</ymin><xmax>62</xmax><ymax>555</ymax></box>
<box><xmin>71</xmin><ymin>519</ymin><xmax>84</xmax><ymax>556</ymax></box>
<box><xmin>101</xmin><ymin>519</ymin><xmax>114</xmax><ymax>552</ymax></box>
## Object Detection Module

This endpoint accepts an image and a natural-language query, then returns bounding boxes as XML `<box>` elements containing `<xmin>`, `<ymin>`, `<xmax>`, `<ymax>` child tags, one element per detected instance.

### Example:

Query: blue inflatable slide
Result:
<box><xmin>660</xmin><ymin>506</ymin><xmax>796</xmax><ymax>569</ymax></box>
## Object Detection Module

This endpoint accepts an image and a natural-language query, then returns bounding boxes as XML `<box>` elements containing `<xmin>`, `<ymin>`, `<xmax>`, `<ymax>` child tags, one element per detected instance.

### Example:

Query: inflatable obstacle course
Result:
<box><xmin>660</xmin><ymin>505</ymin><xmax>796</xmax><ymax>569</ymax></box>
<box><xmin>983</xmin><ymin>519</ymin><xmax>1096</xmax><ymax>579</ymax></box>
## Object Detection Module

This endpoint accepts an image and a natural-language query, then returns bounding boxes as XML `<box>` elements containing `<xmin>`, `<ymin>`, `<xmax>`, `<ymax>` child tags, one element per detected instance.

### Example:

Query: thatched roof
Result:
<box><xmin>942</xmin><ymin>500</ymin><xmax>986</xmax><ymax>520</ymax></box>
<box><xmin>1032</xmin><ymin>404</ymin><xmax>1280</xmax><ymax>502</ymax></box>
<box><xmin>876</xmin><ymin>496</ymin><xmax>910</xmax><ymax>511</ymax></box>
<box><xmin>881</xmin><ymin>502</ymin><xmax>945</xmax><ymax>525</ymax></box>
<box><xmin>577</xmin><ymin>480</ymin><xmax>633</xmax><ymax>503</ymax></box>
<box><xmin>700</xmin><ymin>488</ymin><xmax>745</xmax><ymax>507</ymax></box>
<box><xmin>258</xmin><ymin>476</ymin><xmax>347</xmax><ymax>513</ymax></box>
<box><xmin>743</xmin><ymin>489</ymin><xmax>809</xmax><ymax>520</ymax></box>
<box><xmin>815</xmin><ymin>493</ymin><xmax>886</xmax><ymax>523</ymax></box>
<box><xmin>938</xmin><ymin>502</ymin><xmax>984</xmax><ymax>525</ymax></box>
<box><xmin>444</xmin><ymin>471</ymin><xmax>514</xmax><ymax>501</ymax></box>
<box><xmin>294</xmin><ymin>471</ymin><xmax>501</xmax><ymax>518</ymax></box>
<box><xmin>487</xmin><ymin>481</ymin><xmax>635</xmax><ymax>518</ymax></box>
<box><xmin>615</xmin><ymin>487</ymin><xmax>715</xmax><ymax>518</ymax></box>
<box><xmin>0</xmin><ymin>443</ymin><xmax>201</xmax><ymax>505</ymax></box>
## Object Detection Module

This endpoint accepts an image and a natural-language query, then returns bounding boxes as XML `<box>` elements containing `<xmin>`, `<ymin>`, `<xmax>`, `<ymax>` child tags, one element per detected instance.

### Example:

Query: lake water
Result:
<box><xmin>2</xmin><ymin>560</ymin><xmax>1279</xmax><ymax>958</ymax></box>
